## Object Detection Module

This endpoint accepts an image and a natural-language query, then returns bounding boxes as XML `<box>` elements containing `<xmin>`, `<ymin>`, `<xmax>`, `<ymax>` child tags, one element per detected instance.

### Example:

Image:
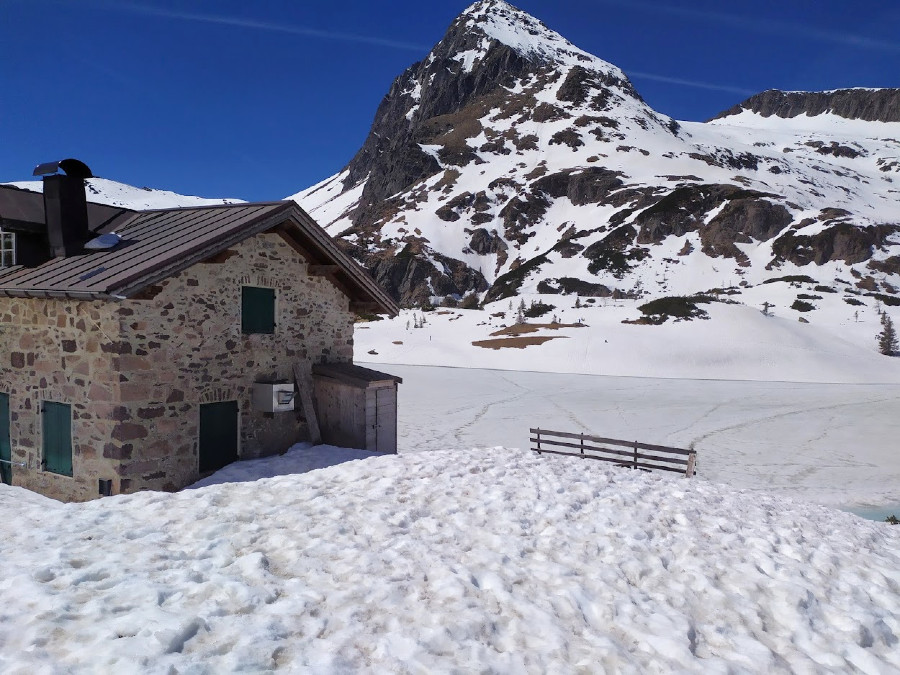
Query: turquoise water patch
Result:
<box><xmin>845</xmin><ymin>505</ymin><xmax>900</xmax><ymax>523</ymax></box>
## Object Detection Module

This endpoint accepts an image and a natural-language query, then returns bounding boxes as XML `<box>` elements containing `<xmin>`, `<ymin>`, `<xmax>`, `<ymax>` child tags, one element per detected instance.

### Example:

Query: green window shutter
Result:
<box><xmin>241</xmin><ymin>286</ymin><xmax>275</xmax><ymax>334</ymax></box>
<box><xmin>42</xmin><ymin>401</ymin><xmax>72</xmax><ymax>477</ymax></box>
<box><xmin>0</xmin><ymin>393</ymin><xmax>10</xmax><ymax>485</ymax></box>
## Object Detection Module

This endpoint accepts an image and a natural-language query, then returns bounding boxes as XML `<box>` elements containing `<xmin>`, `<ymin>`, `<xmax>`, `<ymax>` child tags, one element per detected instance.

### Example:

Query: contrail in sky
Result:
<box><xmin>627</xmin><ymin>71</ymin><xmax>757</xmax><ymax>96</ymax></box>
<box><xmin>594</xmin><ymin>0</ymin><xmax>900</xmax><ymax>52</ymax></box>
<box><xmin>92</xmin><ymin>1</ymin><xmax>431</xmax><ymax>52</ymax></box>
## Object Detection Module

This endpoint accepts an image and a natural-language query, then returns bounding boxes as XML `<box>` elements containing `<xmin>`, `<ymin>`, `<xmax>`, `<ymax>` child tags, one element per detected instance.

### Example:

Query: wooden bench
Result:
<box><xmin>530</xmin><ymin>428</ymin><xmax>697</xmax><ymax>477</ymax></box>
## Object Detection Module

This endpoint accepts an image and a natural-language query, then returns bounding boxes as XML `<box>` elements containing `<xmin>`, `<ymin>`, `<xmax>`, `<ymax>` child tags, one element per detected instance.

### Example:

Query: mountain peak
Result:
<box><xmin>454</xmin><ymin>0</ymin><xmax>623</xmax><ymax>76</ymax></box>
<box><xmin>294</xmin><ymin>1</ymin><xmax>900</xmax><ymax>316</ymax></box>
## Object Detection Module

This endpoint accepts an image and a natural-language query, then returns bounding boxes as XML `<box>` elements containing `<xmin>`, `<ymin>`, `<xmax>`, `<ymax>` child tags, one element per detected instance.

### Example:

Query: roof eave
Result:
<box><xmin>0</xmin><ymin>288</ymin><xmax>119</xmax><ymax>301</ymax></box>
<box><xmin>282</xmin><ymin>204</ymin><xmax>400</xmax><ymax>317</ymax></box>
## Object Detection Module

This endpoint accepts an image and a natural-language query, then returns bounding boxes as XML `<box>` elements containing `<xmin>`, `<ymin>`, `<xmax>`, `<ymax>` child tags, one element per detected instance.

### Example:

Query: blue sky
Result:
<box><xmin>2</xmin><ymin>0</ymin><xmax>898</xmax><ymax>201</ymax></box>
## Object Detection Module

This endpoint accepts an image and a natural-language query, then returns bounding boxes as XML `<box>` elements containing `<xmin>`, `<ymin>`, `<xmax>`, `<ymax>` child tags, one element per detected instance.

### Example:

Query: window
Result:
<box><xmin>0</xmin><ymin>229</ymin><xmax>15</xmax><ymax>267</ymax></box>
<box><xmin>241</xmin><ymin>286</ymin><xmax>275</xmax><ymax>334</ymax></box>
<box><xmin>42</xmin><ymin>401</ymin><xmax>72</xmax><ymax>476</ymax></box>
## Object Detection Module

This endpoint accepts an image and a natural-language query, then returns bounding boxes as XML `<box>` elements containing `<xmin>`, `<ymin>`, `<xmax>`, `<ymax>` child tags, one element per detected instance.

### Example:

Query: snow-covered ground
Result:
<box><xmin>4</xmin><ymin>176</ymin><xmax>242</xmax><ymax>209</ymax></box>
<box><xmin>2</xmin><ymin>448</ymin><xmax>899</xmax><ymax>673</ymax></box>
<box><xmin>375</xmin><ymin>362</ymin><xmax>900</xmax><ymax>509</ymax></box>
<box><xmin>355</xmin><ymin>295</ymin><xmax>900</xmax><ymax>384</ymax></box>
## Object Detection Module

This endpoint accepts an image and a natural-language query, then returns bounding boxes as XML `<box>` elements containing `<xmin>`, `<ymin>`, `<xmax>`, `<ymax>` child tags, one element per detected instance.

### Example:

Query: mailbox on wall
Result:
<box><xmin>251</xmin><ymin>381</ymin><xmax>296</xmax><ymax>413</ymax></box>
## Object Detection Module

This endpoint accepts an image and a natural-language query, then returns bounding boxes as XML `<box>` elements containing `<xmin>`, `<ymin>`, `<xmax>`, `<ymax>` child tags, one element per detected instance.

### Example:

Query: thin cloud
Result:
<box><xmin>93</xmin><ymin>1</ymin><xmax>430</xmax><ymax>52</ymax></box>
<box><xmin>627</xmin><ymin>71</ymin><xmax>757</xmax><ymax>96</ymax></box>
<box><xmin>595</xmin><ymin>0</ymin><xmax>900</xmax><ymax>52</ymax></box>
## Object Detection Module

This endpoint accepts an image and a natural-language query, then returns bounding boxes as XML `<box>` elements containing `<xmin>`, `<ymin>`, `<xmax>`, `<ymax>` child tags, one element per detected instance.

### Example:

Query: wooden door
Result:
<box><xmin>0</xmin><ymin>393</ymin><xmax>10</xmax><ymax>485</ymax></box>
<box><xmin>375</xmin><ymin>387</ymin><xmax>397</xmax><ymax>453</ymax></box>
<box><xmin>199</xmin><ymin>401</ymin><xmax>239</xmax><ymax>473</ymax></box>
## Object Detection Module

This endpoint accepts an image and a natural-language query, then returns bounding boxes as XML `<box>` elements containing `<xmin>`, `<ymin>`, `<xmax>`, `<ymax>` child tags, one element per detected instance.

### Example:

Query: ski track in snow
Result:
<box><xmin>687</xmin><ymin>394</ymin><xmax>893</xmax><ymax>448</ymax></box>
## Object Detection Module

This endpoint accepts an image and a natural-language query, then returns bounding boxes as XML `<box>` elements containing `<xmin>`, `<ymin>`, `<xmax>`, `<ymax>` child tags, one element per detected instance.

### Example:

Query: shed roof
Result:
<box><xmin>0</xmin><ymin>191</ymin><xmax>398</xmax><ymax>316</ymax></box>
<box><xmin>313</xmin><ymin>363</ymin><xmax>404</xmax><ymax>388</ymax></box>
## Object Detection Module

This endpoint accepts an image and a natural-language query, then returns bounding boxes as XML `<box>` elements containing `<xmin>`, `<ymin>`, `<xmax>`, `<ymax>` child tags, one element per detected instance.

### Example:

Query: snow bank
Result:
<box><xmin>188</xmin><ymin>443</ymin><xmax>378</xmax><ymax>488</ymax></box>
<box><xmin>1</xmin><ymin>448</ymin><xmax>898</xmax><ymax>672</ymax></box>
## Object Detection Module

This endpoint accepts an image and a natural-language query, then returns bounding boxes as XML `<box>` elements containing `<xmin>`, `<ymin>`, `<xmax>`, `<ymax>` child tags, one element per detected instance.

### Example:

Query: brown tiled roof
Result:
<box><xmin>0</xmin><ymin>199</ymin><xmax>398</xmax><ymax>316</ymax></box>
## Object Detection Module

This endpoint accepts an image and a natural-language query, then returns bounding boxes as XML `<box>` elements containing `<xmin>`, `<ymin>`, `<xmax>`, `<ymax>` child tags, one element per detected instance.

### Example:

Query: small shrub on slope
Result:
<box><xmin>791</xmin><ymin>299</ymin><xmax>816</xmax><ymax>312</ymax></box>
<box><xmin>524</xmin><ymin>301</ymin><xmax>555</xmax><ymax>318</ymax></box>
<box><xmin>761</xmin><ymin>274</ymin><xmax>817</xmax><ymax>285</ymax></box>
<box><xmin>627</xmin><ymin>295</ymin><xmax>712</xmax><ymax>325</ymax></box>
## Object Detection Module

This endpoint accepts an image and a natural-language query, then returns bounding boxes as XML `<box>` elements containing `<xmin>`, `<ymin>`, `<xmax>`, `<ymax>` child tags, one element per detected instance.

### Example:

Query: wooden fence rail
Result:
<box><xmin>530</xmin><ymin>428</ymin><xmax>697</xmax><ymax>477</ymax></box>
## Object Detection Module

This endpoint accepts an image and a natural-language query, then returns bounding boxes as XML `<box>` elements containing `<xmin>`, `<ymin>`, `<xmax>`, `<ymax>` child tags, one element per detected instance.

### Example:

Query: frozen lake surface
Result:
<box><xmin>373</xmin><ymin>363</ymin><xmax>900</xmax><ymax>509</ymax></box>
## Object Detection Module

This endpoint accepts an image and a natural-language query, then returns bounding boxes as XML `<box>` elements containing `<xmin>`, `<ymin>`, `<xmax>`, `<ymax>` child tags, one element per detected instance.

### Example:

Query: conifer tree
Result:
<box><xmin>877</xmin><ymin>313</ymin><xmax>898</xmax><ymax>356</ymax></box>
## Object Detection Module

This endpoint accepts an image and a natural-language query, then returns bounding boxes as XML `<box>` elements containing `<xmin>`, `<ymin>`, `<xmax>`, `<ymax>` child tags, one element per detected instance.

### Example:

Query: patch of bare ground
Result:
<box><xmin>472</xmin><ymin>335</ymin><xmax>568</xmax><ymax>350</ymax></box>
<box><xmin>489</xmin><ymin>322</ymin><xmax>586</xmax><ymax>337</ymax></box>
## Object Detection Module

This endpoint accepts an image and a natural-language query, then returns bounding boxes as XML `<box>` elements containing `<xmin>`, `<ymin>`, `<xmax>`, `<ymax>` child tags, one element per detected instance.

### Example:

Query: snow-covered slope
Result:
<box><xmin>2</xmin><ymin>447</ymin><xmax>898</xmax><ymax>672</ymax></box>
<box><xmin>291</xmin><ymin>0</ymin><xmax>900</xmax><ymax>374</ymax></box>
<box><xmin>356</xmin><ymin>296</ymin><xmax>900</xmax><ymax>383</ymax></box>
<box><xmin>5</xmin><ymin>176</ymin><xmax>243</xmax><ymax>209</ymax></box>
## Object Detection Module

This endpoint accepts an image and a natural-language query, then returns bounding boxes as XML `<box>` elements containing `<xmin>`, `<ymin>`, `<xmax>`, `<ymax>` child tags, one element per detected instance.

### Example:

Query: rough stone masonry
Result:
<box><xmin>0</xmin><ymin>232</ymin><xmax>354</xmax><ymax>501</ymax></box>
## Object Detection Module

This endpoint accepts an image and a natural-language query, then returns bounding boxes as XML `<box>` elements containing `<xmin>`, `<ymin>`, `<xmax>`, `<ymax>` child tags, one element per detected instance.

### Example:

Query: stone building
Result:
<box><xmin>0</xmin><ymin>160</ymin><xmax>398</xmax><ymax>501</ymax></box>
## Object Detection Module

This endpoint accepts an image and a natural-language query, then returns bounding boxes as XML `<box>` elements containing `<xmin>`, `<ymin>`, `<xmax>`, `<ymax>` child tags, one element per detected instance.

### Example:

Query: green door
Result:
<box><xmin>199</xmin><ymin>401</ymin><xmax>239</xmax><ymax>473</ymax></box>
<box><xmin>0</xmin><ymin>394</ymin><xmax>11</xmax><ymax>485</ymax></box>
<box><xmin>42</xmin><ymin>401</ymin><xmax>72</xmax><ymax>476</ymax></box>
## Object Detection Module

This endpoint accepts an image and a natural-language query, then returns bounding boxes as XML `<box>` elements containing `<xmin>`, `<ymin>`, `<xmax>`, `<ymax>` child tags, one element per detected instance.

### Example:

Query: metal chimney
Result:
<box><xmin>33</xmin><ymin>159</ymin><xmax>93</xmax><ymax>257</ymax></box>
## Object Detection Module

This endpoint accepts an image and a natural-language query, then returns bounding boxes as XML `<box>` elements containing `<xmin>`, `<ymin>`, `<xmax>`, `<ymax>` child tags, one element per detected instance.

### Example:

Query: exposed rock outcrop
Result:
<box><xmin>770</xmin><ymin>223</ymin><xmax>900</xmax><ymax>267</ymax></box>
<box><xmin>712</xmin><ymin>88</ymin><xmax>900</xmax><ymax>123</ymax></box>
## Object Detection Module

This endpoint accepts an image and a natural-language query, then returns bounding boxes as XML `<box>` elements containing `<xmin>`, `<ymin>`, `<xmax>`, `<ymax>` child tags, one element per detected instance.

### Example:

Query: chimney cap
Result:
<box><xmin>33</xmin><ymin>158</ymin><xmax>93</xmax><ymax>179</ymax></box>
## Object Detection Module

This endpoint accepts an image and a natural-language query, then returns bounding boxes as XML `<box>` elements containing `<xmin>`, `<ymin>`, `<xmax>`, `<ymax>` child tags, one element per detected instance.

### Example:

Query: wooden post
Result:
<box><xmin>292</xmin><ymin>362</ymin><xmax>322</xmax><ymax>445</ymax></box>
<box><xmin>536</xmin><ymin>428</ymin><xmax>541</xmax><ymax>454</ymax></box>
<box><xmin>580</xmin><ymin>433</ymin><xmax>584</xmax><ymax>457</ymax></box>
<box><xmin>685</xmin><ymin>453</ymin><xmax>696</xmax><ymax>478</ymax></box>
<box><xmin>633</xmin><ymin>441</ymin><xmax>638</xmax><ymax>470</ymax></box>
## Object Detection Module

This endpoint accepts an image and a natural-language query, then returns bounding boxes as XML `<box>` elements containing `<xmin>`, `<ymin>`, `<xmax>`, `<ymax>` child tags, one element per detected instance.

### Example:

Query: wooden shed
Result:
<box><xmin>312</xmin><ymin>363</ymin><xmax>402</xmax><ymax>454</ymax></box>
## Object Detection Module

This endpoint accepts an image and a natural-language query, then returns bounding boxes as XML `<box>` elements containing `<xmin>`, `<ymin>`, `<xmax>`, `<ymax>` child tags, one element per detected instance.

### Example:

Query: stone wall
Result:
<box><xmin>0</xmin><ymin>231</ymin><xmax>355</xmax><ymax>501</ymax></box>
<box><xmin>0</xmin><ymin>297</ymin><xmax>123</xmax><ymax>501</ymax></box>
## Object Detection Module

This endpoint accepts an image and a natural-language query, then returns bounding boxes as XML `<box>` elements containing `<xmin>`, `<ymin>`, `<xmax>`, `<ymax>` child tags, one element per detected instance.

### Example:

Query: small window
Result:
<box><xmin>241</xmin><ymin>286</ymin><xmax>275</xmax><ymax>334</ymax></box>
<box><xmin>42</xmin><ymin>401</ymin><xmax>73</xmax><ymax>476</ymax></box>
<box><xmin>0</xmin><ymin>229</ymin><xmax>15</xmax><ymax>268</ymax></box>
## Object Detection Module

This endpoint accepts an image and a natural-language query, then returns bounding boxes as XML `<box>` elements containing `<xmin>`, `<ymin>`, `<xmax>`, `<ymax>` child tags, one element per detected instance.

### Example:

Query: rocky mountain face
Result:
<box><xmin>712</xmin><ymin>88</ymin><xmax>900</xmax><ymax>123</ymax></box>
<box><xmin>294</xmin><ymin>0</ymin><xmax>900</xmax><ymax>309</ymax></box>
